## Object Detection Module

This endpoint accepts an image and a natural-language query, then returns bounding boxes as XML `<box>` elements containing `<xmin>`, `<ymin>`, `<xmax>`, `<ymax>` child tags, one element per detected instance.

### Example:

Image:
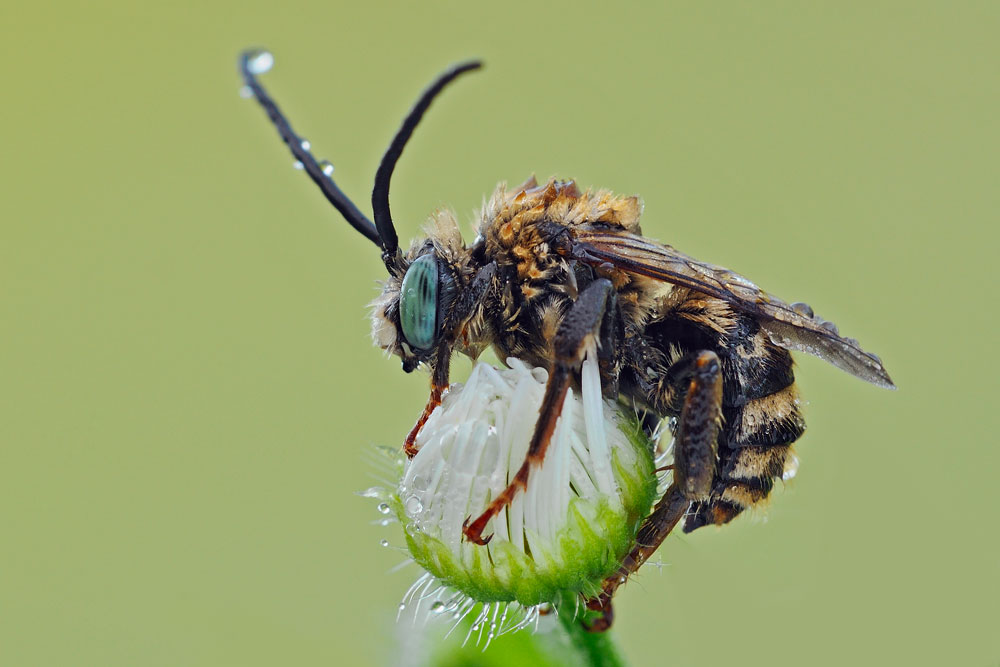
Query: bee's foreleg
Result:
<box><xmin>403</xmin><ymin>345</ymin><xmax>451</xmax><ymax>458</ymax></box>
<box><xmin>462</xmin><ymin>279</ymin><xmax>619</xmax><ymax>545</ymax></box>
<box><xmin>583</xmin><ymin>351</ymin><xmax>722</xmax><ymax>631</ymax></box>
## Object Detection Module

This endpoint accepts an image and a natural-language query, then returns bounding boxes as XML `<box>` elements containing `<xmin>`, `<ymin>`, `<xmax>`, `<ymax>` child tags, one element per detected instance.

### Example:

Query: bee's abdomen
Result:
<box><xmin>683</xmin><ymin>331</ymin><xmax>806</xmax><ymax>532</ymax></box>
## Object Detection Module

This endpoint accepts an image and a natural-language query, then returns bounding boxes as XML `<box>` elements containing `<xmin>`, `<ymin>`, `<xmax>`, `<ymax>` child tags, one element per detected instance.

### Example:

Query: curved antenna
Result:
<box><xmin>372</xmin><ymin>61</ymin><xmax>483</xmax><ymax>258</ymax></box>
<box><xmin>238</xmin><ymin>49</ymin><xmax>380</xmax><ymax>246</ymax></box>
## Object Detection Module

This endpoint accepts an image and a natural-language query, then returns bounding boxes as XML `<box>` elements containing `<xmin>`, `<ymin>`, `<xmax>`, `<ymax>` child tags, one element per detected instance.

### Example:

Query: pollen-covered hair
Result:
<box><xmin>479</xmin><ymin>176</ymin><xmax>644</xmax><ymax>237</ymax></box>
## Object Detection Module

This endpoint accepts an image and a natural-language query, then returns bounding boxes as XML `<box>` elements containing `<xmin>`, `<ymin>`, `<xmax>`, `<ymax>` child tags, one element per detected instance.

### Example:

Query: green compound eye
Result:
<box><xmin>399</xmin><ymin>254</ymin><xmax>439</xmax><ymax>350</ymax></box>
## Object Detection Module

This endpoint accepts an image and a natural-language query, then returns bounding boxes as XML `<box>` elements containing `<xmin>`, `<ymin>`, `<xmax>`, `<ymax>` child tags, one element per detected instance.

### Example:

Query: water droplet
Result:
<box><xmin>379</xmin><ymin>539</ymin><xmax>389</xmax><ymax>548</ymax></box>
<box><xmin>377</xmin><ymin>502</ymin><xmax>391</xmax><ymax>514</ymax></box>
<box><xmin>300</xmin><ymin>139</ymin><xmax>311</xmax><ymax>150</ymax></box>
<box><xmin>820</xmin><ymin>320</ymin><xmax>839</xmax><ymax>335</ymax></box>
<box><xmin>238</xmin><ymin>85</ymin><xmax>253</xmax><ymax>99</ymax></box>
<box><xmin>292</xmin><ymin>160</ymin><xmax>304</xmax><ymax>170</ymax></box>
<box><xmin>404</xmin><ymin>495</ymin><xmax>423</xmax><ymax>516</ymax></box>
<box><xmin>398</xmin><ymin>602</ymin><xmax>406</xmax><ymax>611</ymax></box>
<box><xmin>244</xmin><ymin>49</ymin><xmax>274</xmax><ymax>75</ymax></box>
<box><xmin>404</xmin><ymin>522</ymin><xmax>421</xmax><ymax>535</ymax></box>
<box><xmin>319</xmin><ymin>160</ymin><xmax>335</xmax><ymax>176</ymax></box>
<box><xmin>783</xmin><ymin>454</ymin><xmax>800</xmax><ymax>481</ymax></box>
<box><xmin>790</xmin><ymin>302</ymin><xmax>814</xmax><ymax>318</ymax></box>
<box><xmin>471</xmin><ymin>624</ymin><xmax>480</xmax><ymax>631</ymax></box>
<box><xmin>430</xmin><ymin>601</ymin><xmax>446</xmax><ymax>614</ymax></box>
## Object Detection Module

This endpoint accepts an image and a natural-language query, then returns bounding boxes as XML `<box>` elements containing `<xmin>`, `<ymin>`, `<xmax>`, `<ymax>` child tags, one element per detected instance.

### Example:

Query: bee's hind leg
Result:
<box><xmin>583</xmin><ymin>351</ymin><xmax>723</xmax><ymax>631</ymax></box>
<box><xmin>462</xmin><ymin>278</ymin><xmax>620</xmax><ymax>545</ymax></box>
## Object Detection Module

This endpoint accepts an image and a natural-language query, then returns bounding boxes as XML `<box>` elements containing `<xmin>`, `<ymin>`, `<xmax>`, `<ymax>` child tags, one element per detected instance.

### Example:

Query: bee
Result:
<box><xmin>239</xmin><ymin>50</ymin><xmax>894</xmax><ymax>629</ymax></box>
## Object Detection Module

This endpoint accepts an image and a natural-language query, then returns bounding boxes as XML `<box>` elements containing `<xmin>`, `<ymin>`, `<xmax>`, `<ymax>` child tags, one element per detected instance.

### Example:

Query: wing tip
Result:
<box><xmin>872</xmin><ymin>368</ymin><xmax>897</xmax><ymax>391</ymax></box>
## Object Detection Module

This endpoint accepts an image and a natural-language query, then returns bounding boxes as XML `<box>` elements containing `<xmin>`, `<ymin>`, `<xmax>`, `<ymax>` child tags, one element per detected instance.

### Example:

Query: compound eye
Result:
<box><xmin>399</xmin><ymin>254</ymin><xmax>439</xmax><ymax>350</ymax></box>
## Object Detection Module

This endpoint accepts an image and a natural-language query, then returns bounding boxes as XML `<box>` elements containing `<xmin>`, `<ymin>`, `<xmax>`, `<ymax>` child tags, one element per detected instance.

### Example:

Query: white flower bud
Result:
<box><xmin>390</xmin><ymin>349</ymin><xmax>657</xmax><ymax>609</ymax></box>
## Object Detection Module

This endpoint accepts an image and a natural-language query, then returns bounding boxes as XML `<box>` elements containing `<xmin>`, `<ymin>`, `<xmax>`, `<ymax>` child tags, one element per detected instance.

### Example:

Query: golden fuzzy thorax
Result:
<box><xmin>480</xmin><ymin>176</ymin><xmax>644</xmax><ymax>237</ymax></box>
<box><xmin>482</xmin><ymin>177</ymin><xmax>689</xmax><ymax>331</ymax></box>
<box><xmin>479</xmin><ymin>177</ymin><xmax>643</xmax><ymax>288</ymax></box>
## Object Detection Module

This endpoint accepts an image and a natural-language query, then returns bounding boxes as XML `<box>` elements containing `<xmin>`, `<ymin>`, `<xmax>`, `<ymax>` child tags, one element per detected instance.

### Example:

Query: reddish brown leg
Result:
<box><xmin>584</xmin><ymin>485</ymin><xmax>689</xmax><ymax>631</ymax></box>
<box><xmin>462</xmin><ymin>279</ymin><xmax>619</xmax><ymax>545</ymax></box>
<box><xmin>584</xmin><ymin>350</ymin><xmax>723</xmax><ymax>631</ymax></box>
<box><xmin>462</xmin><ymin>365</ymin><xmax>572</xmax><ymax>544</ymax></box>
<box><xmin>403</xmin><ymin>387</ymin><xmax>444</xmax><ymax>458</ymax></box>
<box><xmin>403</xmin><ymin>345</ymin><xmax>451</xmax><ymax>459</ymax></box>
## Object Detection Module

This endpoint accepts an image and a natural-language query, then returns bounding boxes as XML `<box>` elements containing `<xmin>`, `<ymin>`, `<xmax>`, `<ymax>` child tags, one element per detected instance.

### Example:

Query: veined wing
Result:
<box><xmin>570</xmin><ymin>227</ymin><xmax>895</xmax><ymax>389</ymax></box>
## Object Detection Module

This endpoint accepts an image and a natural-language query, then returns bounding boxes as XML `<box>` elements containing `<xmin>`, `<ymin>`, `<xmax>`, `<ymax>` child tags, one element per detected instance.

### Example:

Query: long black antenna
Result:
<box><xmin>371</xmin><ymin>61</ymin><xmax>483</xmax><ymax>258</ymax></box>
<box><xmin>238</xmin><ymin>49</ymin><xmax>380</xmax><ymax>246</ymax></box>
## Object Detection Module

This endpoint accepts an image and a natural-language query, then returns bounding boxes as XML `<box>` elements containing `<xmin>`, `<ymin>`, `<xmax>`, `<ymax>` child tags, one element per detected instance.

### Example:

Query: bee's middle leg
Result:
<box><xmin>584</xmin><ymin>350</ymin><xmax>723</xmax><ymax>630</ymax></box>
<box><xmin>462</xmin><ymin>279</ymin><xmax>619</xmax><ymax>545</ymax></box>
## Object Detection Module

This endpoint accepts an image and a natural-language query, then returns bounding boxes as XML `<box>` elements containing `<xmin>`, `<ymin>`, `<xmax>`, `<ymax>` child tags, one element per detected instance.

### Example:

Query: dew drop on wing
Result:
<box><xmin>721</xmin><ymin>269</ymin><xmax>758</xmax><ymax>290</ymax></box>
<box><xmin>790</xmin><ymin>301</ymin><xmax>814</xmax><ymax>318</ymax></box>
<box><xmin>300</xmin><ymin>138</ymin><xmax>311</xmax><ymax>150</ymax></box>
<box><xmin>820</xmin><ymin>320</ymin><xmax>839</xmax><ymax>335</ymax></box>
<box><xmin>782</xmin><ymin>453</ymin><xmax>800</xmax><ymax>481</ymax></box>
<box><xmin>292</xmin><ymin>160</ymin><xmax>304</xmax><ymax>170</ymax></box>
<box><xmin>319</xmin><ymin>160</ymin><xmax>335</xmax><ymax>176</ymax></box>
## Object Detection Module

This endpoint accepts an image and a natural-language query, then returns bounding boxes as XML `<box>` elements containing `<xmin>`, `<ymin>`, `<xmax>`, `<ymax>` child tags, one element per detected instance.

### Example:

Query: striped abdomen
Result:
<box><xmin>644</xmin><ymin>300</ymin><xmax>806</xmax><ymax>532</ymax></box>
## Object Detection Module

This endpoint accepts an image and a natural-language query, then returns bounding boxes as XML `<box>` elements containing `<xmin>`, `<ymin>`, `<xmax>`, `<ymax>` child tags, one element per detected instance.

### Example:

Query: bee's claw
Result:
<box><xmin>581</xmin><ymin>602</ymin><xmax>614</xmax><ymax>633</ymax></box>
<box><xmin>462</xmin><ymin>515</ymin><xmax>493</xmax><ymax>545</ymax></box>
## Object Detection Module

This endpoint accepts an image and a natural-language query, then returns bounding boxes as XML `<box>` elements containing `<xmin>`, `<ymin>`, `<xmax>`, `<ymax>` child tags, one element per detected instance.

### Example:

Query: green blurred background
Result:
<box><xmin>2</xmin><ymin>1</ymin><xmax>997</xmax><ymax>665</ymax></box>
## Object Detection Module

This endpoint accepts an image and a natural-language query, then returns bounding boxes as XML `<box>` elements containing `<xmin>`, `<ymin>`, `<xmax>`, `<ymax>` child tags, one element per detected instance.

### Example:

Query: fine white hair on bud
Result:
<box><xmin>388</xmin><ymin>345</ymin><xmax>658</xmax><ymax>613</ymax></box>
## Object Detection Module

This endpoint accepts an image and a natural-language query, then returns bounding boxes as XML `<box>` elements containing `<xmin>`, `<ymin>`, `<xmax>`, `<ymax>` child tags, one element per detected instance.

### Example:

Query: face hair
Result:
<box><xmin>238</xmin><ymin>50</ymin><xmax>482</xmax><ymax>263</ymax></box>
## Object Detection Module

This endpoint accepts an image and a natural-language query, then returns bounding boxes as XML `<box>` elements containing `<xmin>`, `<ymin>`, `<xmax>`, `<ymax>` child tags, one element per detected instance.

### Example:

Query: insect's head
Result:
<box><xmin>370</xmin><ymin>227</ymin><xmax>477</xmax><ymax>372</ymax></box>
<box><xmin>238</xmin><ymin>50</ymin><xmax>483</xmax><ymax>372</ymax></box>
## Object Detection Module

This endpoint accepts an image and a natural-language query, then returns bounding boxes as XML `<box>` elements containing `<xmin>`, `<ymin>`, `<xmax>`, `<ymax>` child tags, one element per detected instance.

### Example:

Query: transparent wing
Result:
<box><xmin>571</xmin><ymin>227</ymin><xmax>895</xmax><ymax>389</ymax></box>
